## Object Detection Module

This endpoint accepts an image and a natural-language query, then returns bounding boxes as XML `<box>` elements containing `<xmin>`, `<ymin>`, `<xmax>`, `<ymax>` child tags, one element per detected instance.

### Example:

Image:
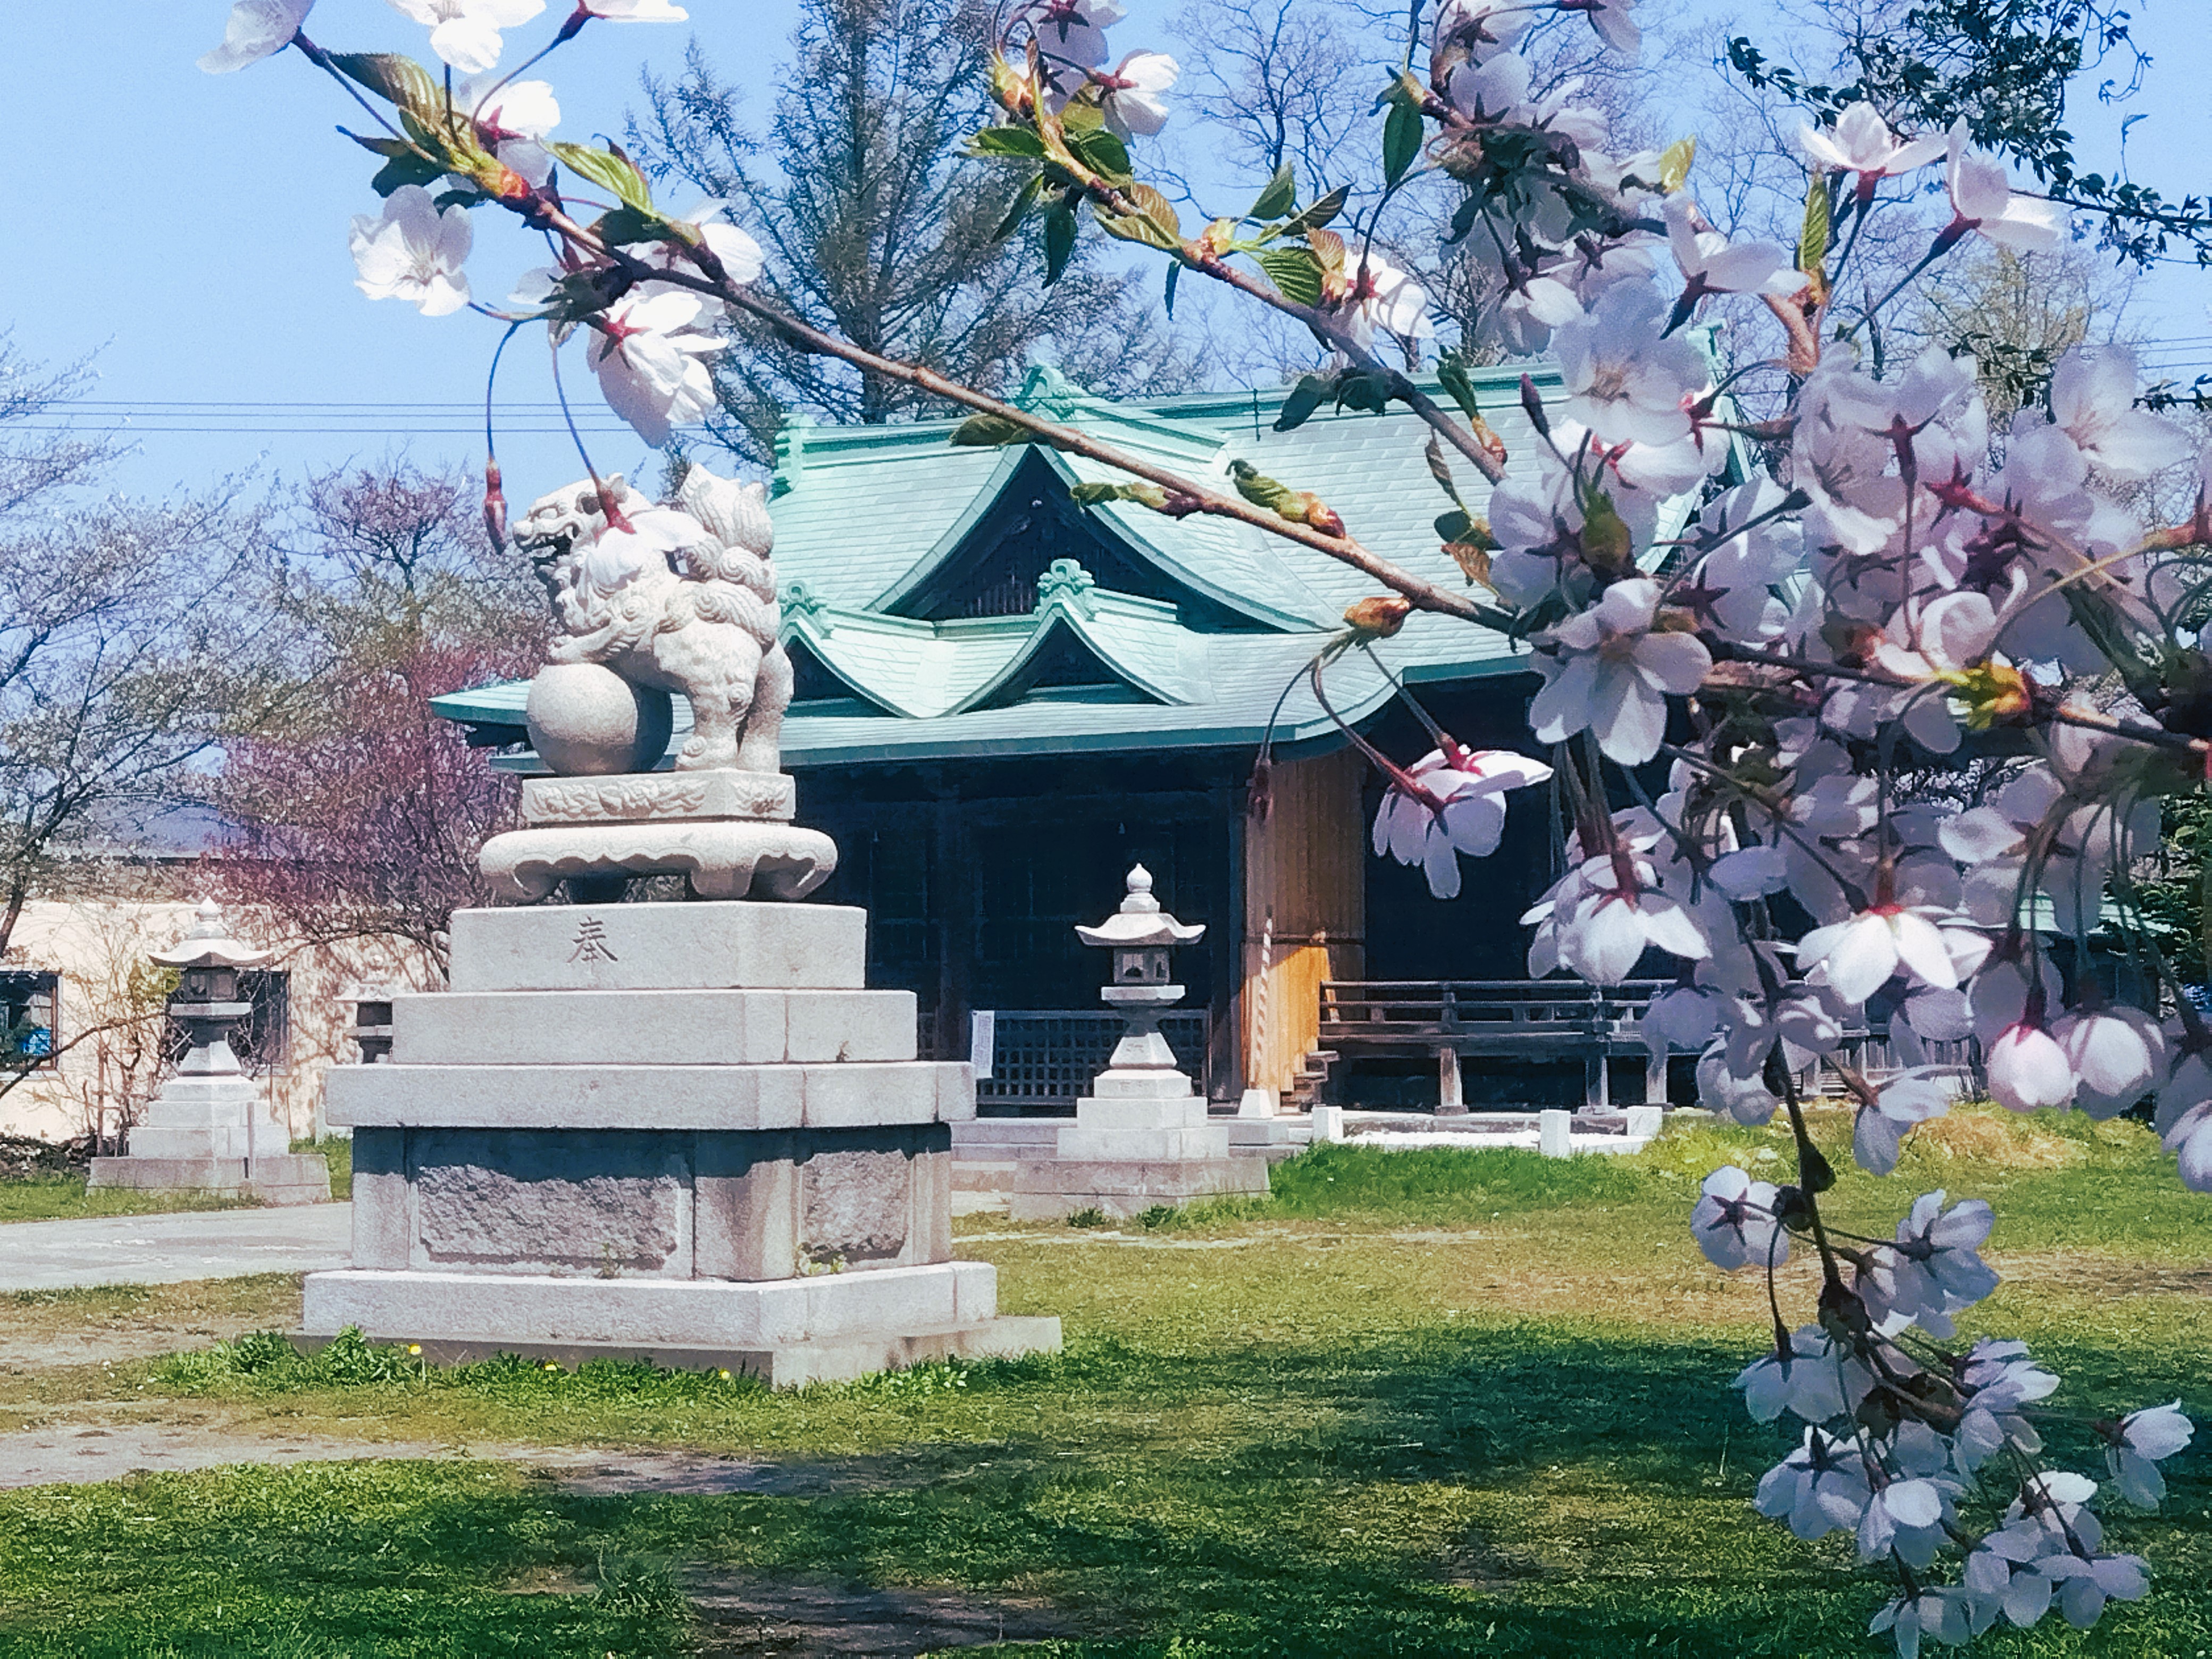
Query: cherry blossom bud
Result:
<box><xmin>1343</xmin><ymin>596</ymin><xmax>1412</xmax><ymax>639</ymax></box>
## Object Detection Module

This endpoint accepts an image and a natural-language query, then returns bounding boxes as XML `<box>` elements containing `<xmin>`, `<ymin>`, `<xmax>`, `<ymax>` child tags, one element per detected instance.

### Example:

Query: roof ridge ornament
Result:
<box><xmin>1035</xmin><ymin>557</ymin><xmax>1097</xmax><ymax>618</ymax></box>
<box><xmin>782</xmin><ymin>578</ymin><xmax>832</xmax><ymax>633</ymax></box>
<box><xmin>1015</xmin><ymin>363</ymin><xmax>1082</xmax><ymax>421</ymax></box>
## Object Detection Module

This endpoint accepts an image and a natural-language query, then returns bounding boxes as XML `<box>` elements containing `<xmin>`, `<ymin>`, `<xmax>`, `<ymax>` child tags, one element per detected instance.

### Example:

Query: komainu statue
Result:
<box><xmin>514</xmin><ymin>465</ymin><xmax>793</xmax><ymax>774</ymax></box>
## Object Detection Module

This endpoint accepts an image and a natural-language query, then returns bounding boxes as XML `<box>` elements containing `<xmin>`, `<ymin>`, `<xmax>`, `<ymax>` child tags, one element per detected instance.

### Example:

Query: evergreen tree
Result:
<box><xmin>631</xmin><ymin>0</ymin><xmax>1192</xmax><ymax>465</ymax></box>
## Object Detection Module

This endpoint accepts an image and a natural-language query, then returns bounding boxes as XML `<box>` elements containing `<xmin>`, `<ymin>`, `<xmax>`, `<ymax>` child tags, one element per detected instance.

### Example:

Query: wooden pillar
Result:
<box><xmin>931</xmin><ymin>779</ymin><xmax>971</xmax><ymax>1063</ymax></box>
<box><xmin>1241</xmin><ymin>748</ymin><xmax>1367</xmax><ymax>1094</ymax></box>
<box><xmin>1583</xmin><ymin>1054</ymin><xmax>1611</xmax><ymax>1110</ymax></box>
<box><xmin>1438</xmin><ymin>1045</ymin><xmax>1464</xmax><ymax>1114</ymax></box>
<box><xmin>1214</xmin><ymin>779</ymin><xmax>1244</xmax><ymax>1100</ymax></box>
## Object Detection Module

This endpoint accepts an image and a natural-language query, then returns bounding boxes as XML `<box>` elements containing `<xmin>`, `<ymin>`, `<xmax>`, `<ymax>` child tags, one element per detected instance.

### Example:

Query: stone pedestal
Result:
<box><xmin>89</xmin><ymin>1074</ymin><xmax>331</xmax><ymax>1205</ymax></box>
<box><xmin>299</xmin><ymin>900</ymin><xmax>1060</xmax><ymax>1386</ymax></box>
<box><xmin>478</xmin><ymin>770</ymin><xmax>839</xmax><ymax>902</ymax></box>
<box><xmin>1008</xmin><ymin>996</ymin><xmax>1267</xmax><ymax>1221</ymax></box>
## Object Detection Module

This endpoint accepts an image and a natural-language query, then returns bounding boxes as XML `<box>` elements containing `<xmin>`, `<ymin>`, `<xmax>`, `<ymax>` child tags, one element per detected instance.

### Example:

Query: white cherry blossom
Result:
<box><xmin>1530</xmin><ymin>578</ymin><xmax>1711</xmax><ymax>765</ymax></box>
<box><xmin>1799</xmin><ymin>101</ymin><xmax>1947</xmax><ymax>196</ymax></box>
<box><xmin>589</xmin><ymin>290</ymin><xmax>722</xmax><ymax>445</ymax></box>
<box><xmin>1663</xmin><ymin>196</ymin><xmax>1800</xmax><ymax>306</ymax></box>
<box><xmin>1098</xmin><ymin>51</ymin><xmax>1177</xmax><ymax>138</ymax></box>
<box><xmin>387</xmin><ymin>0</ymin><xmax>546</xmax><ymax>74</ymax></box>
<box><xmin>1756</xmin><ymin>1428</ymin><xmax>1870</xmax><ymax>1540</ymax></box>
<box><xmin>1737</xmin><ymin>1326</ymin><xmax>1855</xmax><ymax>1425</ymax></box>
<box><xmin>1692</xmin><ymin>1164</ymin><xmax>1788</xmax><ymax>1271</ymax></box>
<box><xmin>2046</xmin><ymin>346</ymin><xmax>2193</xmax><ymax>481</ymax></box>
<box><xmin>1554</xmin><ymin>282</ymin><xmax>1707</xmax><ymax>446</ymax></box>
<box><xmin>1371</xmin><ymin>747</ymin><xmax>1552</xmax><ymax>900</ymax></box>
<box><xmin>1794</xmin><ymin>906</ymin><xmax>1960</xmax><ymax>1006</ymax></box>
<box><xmin>1340</xmin><ymin>253</ymin><xmax>1433</xmax><ymax>353</ymax></box>
<box><xmin>2103</xmin><ymin>1402</ymin><xmax>2193</xmax><ymax>1506</ymax></box>
<box><xmin>1942</xmin><ymin>122</ymin><xmax>2064</xmax><ymax>251</ymax></box>
<box><xmin>348</xmin><ymin>186</ymin><xmax>473</xmax><ymax>316</ymax></box>
<box><xmin>199</xmin><ymin>0</ymin><xmax>311</xmax><ymax>73</ymax></box>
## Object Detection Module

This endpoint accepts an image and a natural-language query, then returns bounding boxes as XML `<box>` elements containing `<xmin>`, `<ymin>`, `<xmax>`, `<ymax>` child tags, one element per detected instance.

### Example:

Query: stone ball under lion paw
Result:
<box><xmin>525</xmin><ymin>663</ymin><xmax>675</xmax><ymax>776</ymax></box>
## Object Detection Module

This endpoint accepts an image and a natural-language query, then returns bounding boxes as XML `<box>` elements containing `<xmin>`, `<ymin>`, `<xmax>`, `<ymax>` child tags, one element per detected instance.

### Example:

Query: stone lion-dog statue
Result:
<box><xmin>513</xmin><ymin>465</ymin><xmax>792</xmax><ymax>774</ymax></box>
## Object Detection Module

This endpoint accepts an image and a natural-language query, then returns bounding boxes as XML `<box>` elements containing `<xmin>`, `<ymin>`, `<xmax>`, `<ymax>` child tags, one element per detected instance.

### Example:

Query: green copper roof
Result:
<box><xmin>432</xmin><ymin>360</ymin><xmax>1719</xmax><ymax>769</ymax></box>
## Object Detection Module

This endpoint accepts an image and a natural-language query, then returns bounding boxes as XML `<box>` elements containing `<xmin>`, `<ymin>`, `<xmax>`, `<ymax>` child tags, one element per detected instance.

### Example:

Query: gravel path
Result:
<box><xmin>0</xmin><ymin>1205</ymin><xmax>353</xmax><ymax>1292</ymax></box>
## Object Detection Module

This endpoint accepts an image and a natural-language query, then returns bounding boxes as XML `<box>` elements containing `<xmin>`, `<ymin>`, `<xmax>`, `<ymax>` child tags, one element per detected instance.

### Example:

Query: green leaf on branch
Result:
<box><xmin>1043</xmin><ymin>203</ymin><xmax>1078</xmax><ymax>284</ymax></box>
<box><xmin>1070</xmin><ymin>480</ymin><xmax>1171</xmax><ymax>509</ymax></box>
<box><xmin>1799</xmin><ymin>174</ymin><xmax>1831</xmax><ymax>281</ymax></box>
<box><xmin>1658</xmin><ymin>135</ymin><xmax>1697</xmax><ymax>194</ymax></box>
<box><xmin>1276</xmin><ymin>374</ymin><xmax>1332</xmax><ymax>432</ymax></box>
<box><xmin>1230</xmin><ymin>460</ymin><xmax>1344</xmax><ymax>534</ymax></box>
<box><xmin>1277</xmin><ymin>186</ymin><xmax>1350</xmax><ymax>237</ymax></box>
<box><xmin>968</xmin><ymin>125</ymin><xmax>1049</xmax><ymax>160</ymax></box>
<box><xmin>330</xmin><ymin>52</ymin><xmax>441</xmax><ymax>119</ymax></box>
<box><xmin>1094</xmin><ymin>182</ymin><xmax>1181</xmax><ymax>250</ymax></box>
<box><xmin>949</xmin><ymin>414</ymin><xmax>1033</xmax><ymax>448</ymax></box>
<box><xmin>370</xmin><ymin>150</ymin><xmax>446</xmax><ymax>197</ymax></box>
<box><xmin>1066</xmin><ymin>125</ymin><xmax>1133</xmax><ymax>182</ymax></box>
<box><xmin>596</xmin><ymin>205</ymin><xmax>673</xmax><ymax>247</ymax></box>
<box><xmin>1249</xmin><ymin>161</ymin><xmax>1297</xmax><ymax>222</ymax></box>
<box><xmin>1381</xmin><ymin>79</ymin><xmax>1424</xmax><ymax>188</ymax></box>
<box><xmin>993</xmin><ymin>173</ymin><xmax>1045</xmax><ymax>244</ymax></box>
<box><xmin>1424</xmin><ymin>435</ymin><xmax>1467</xmax><ymax>510</ymax></box>
<box><xmin>549</xmin><ymin>141</ymin><xmax>653</xmax><ymax>212</ymax></box>
<box><xmin>1254</xmin><ymin>247</ymin><xmax>1325</xmax><ymax>306</ymax></box>
<box><xmin>1436</xmin><ymin>350</ymin><xmax>1485</xmax><ymax>425</ymax></box>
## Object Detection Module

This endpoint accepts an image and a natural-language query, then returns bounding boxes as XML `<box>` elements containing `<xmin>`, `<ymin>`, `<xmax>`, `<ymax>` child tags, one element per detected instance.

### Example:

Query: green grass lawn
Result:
<box><xmin>0</xmin><ymin>1175</ymin><xmax>254</xmax><ymax>1226</ymax></box>
<box><xmin>0</xmin><ymin>1108</ymin><xmax>2207</xmax><ymax>1657</ymax></box>
<box><xmin>0</xmin><ymin>1138</ymin><xmax>351</xmax><ymax>1224</ymax></box>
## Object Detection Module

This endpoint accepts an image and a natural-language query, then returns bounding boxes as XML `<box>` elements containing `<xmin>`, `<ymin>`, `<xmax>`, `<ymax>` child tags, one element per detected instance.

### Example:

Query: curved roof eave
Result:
<box><xmin>945</xmin><ymin>599</ymin><xmax>1194</xmax><ymax>715</ymax></box>
<box><xmin>865</xmin><ymin>442</ymin><xmax>1323</xmax><ymax>632</ymax></box>
<box><xmin>780</xmin><ymin>618</ymin><xmax>929</xmax><ymax>719</ymax></box>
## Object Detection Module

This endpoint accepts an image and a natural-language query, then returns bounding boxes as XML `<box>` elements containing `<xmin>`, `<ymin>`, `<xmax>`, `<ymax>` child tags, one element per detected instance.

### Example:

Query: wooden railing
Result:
<box><xmin>1320</xmin><ymin>979</ymin><xmax>1669</xmax><ymax>1052</ymax></box>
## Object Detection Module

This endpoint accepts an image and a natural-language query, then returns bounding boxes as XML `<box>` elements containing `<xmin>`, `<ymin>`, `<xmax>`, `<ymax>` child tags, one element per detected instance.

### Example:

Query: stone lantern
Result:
<box><xmin>156</xmin><ymin>900</ymin><xmax>267</xmax><ymax>1078</ymax></box>
<box><xmin>87</xmin><ymin>901</ymin><xmax>330</xmax><ymax>1205</ymax></box>
<box><xmin>1076</xmin><ymin>865</ymin><xmax>1204</xmax><ymax>1083</ymax></box>
<box><xmin>1009</xmin><ymin>866</ymin><xmax>1267</xmax><ymax>1220</ymax></box>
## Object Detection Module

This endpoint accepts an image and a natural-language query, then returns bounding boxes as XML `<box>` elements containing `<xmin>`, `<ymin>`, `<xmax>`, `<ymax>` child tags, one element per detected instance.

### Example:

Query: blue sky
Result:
<box><xmin>2</xmin><ymin>0</ymin><xmax>2209</xmax><ymax>501</ymax></box>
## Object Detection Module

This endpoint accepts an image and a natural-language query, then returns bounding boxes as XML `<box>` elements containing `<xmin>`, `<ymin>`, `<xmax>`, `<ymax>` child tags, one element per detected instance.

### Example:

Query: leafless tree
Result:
<box><xmin>212</xmin><ymin>460</ymin><xmax>546</xmax><ymax>979</ymax></box>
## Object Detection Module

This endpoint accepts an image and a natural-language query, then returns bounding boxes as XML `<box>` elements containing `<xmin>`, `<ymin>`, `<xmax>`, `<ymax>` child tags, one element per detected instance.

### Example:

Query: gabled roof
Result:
<box><xmin>434</xmin><ymin>607</ymin><xmax>1536</xmax><ymax>769</ymax></box>
<box><xmin>773</xmin><ymin>559</ymin><xmax>1200</xmax><ymax>719</ymax></box>
<box><xmin>433</xmin><ymin>358</ymin><xmax>1726</xmax><ymax>770</ymax></box>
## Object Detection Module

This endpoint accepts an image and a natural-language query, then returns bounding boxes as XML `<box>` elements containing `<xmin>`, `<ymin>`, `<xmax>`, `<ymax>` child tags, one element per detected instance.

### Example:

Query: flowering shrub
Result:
<box><xmin>203</xmin><ymin>0</ymin><xmax>2206</xmax><ymax>1645</ymax></box>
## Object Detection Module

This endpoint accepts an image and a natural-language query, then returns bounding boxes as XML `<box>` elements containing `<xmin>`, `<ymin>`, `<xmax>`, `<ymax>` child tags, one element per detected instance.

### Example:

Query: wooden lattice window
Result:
<box><xmin>975</xmin><ymin>1009</ymin><xmax>1210</xmax><ymax>1109</ymax></box>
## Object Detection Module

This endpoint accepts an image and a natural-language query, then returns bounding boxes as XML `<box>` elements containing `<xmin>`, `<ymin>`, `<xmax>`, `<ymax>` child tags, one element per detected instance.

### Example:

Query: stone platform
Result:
<box><xmin>299</xmin><ymin>899</ymin><xmax>1059</xmax><ymax>1382</ymax></box>
<box><xmin>89</xmin><ymin>1075</ymin><xmax>330</xmax><ymax>1206</ymax></box>
<box><xmin>1007</xmin><ymin>1048</ymin><xmax>1269</xmax><ymax>1222</ymax></box>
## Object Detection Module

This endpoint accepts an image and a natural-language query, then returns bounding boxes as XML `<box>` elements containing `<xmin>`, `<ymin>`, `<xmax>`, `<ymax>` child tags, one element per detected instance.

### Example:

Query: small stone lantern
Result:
<box><xmin>86</xmin><ymin>899</ymin><xmax>330</xmax><ymax>1205</ymax></box>
<box><xmin>1007</xmin><ymin>865</ymin><xmax>1265</xmax><ymax>1219</ymax></box>
<box><xmin>1076</xmin><ymin>865</ymin><xmax>1205</xmax><ymax>1077</ymax></box>
<box><xmin>154</xmin><ymin>900</ymin><xmax>269</xmax><ymax>1078</ymax></box>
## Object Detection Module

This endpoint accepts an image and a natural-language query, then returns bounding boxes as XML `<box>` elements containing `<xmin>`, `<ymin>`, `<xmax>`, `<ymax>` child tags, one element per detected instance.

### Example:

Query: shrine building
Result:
<box><xmin>435</xmin><ymin>362</ymin><xmax>1724</xmax><ymax>1110</ymax></box>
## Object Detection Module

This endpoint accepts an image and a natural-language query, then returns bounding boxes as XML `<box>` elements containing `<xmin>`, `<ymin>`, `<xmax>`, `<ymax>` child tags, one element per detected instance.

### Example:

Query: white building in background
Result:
<box><xmin>0</xmin><ymin>894</ymin><xmax>429</xmax><ymax>1148</ymax></box>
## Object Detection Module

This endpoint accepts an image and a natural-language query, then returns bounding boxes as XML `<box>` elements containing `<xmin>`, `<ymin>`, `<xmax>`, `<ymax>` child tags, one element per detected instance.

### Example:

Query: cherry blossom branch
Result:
<box><xmin>529</xmin><ymin>210</ymin><xmax>1517</xmax><ymax>627</ymax></box>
